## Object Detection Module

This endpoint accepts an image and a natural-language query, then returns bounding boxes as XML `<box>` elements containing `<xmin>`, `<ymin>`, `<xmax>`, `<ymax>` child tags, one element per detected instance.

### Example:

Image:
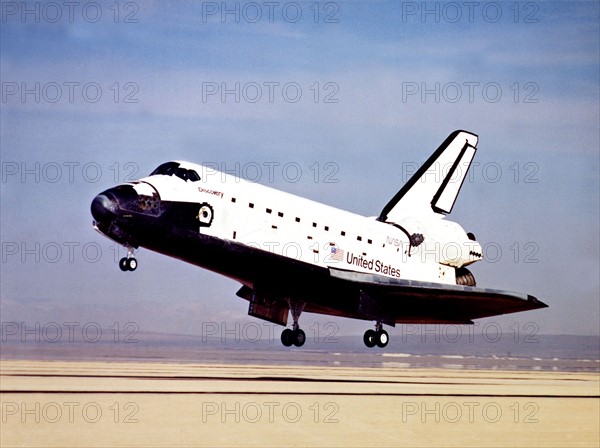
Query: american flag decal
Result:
<box><xmin>330</xmin><ymin>246</ymin><xmax>344</xmax><ymax>262</ymax></box>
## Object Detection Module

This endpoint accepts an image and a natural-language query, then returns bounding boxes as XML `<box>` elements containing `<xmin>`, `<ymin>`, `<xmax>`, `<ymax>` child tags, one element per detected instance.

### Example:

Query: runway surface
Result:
<box><xmin>1</xmin><ymin>360</ymin><xmax>599</xmax><ymax>447</ymax></box>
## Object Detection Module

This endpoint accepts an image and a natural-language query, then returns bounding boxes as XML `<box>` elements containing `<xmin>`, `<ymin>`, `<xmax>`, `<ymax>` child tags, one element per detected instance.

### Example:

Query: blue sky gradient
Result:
<box><xmin>1</xmin><ymin>1</ymin><xmax>598</xmax><ymax>336</ymax></box>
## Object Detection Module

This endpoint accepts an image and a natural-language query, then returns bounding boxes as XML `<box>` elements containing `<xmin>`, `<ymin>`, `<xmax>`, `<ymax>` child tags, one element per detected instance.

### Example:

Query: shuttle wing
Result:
<box><xmin>329</xmin><ymin>268</ymin><xmax>548</xmax><ymax>324</ymax></box>
<box><xmin>379</xmin><ymin>130</ymin><xmax>478</xmax><ymax>221</ymax></box>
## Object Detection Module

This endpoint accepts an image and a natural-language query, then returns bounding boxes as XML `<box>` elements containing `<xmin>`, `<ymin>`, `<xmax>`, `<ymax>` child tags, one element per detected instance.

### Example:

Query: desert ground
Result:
<box><xmin>1</xmin><ymin>359</ymin><xmax>598</xmax><ymax>447</ymax></box>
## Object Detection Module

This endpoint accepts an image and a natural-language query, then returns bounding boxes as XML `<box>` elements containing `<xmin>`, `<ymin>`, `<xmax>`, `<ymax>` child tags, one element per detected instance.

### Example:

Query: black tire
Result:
<box><xmin>376</xmin><ymin>329</ymin><xmax>389</xmax><ymax>348</ymax></box>
<box><xmin>292</xmin><ymin>329</ymin><xmax>306</xmax><ymax>347</ymax></box>
<box><xmin>127</xmin><ymin>257</ymin><xmax>138</xmax><ymax>271</ymax></box>
<box><xmin>363</xmin><ymin>329</ymin><xmax>376</xmax><ymax>348</ymax></box>
<box><xmin>281</xmin><ymin>329</ymin><xmax>294</xmax><ymax>347</ymax></box>
<box><xmin>119</xmin><ymin>258</ymin><xmax>128</xmax><ymax>271</ymax></box>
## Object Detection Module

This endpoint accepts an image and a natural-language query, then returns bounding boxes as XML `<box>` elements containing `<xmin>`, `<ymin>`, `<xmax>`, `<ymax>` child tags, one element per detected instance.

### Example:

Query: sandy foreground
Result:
<box><xmin>1</xmin><ymin>360</ymin><xmax>598</xmax><ymax>447</ymax></box>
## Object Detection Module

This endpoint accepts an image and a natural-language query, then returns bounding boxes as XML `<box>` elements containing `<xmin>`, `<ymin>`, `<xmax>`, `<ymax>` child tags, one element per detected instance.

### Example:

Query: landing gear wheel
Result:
<box><xmin>126</xmin><ymin>257</ymin><xmax>138</xmax><ymax>271</ymax></box>
<box><xmin>292</xmin><ymin>329</ymin><xmax>306</xmax><ymax>347</ymax></box>
<box><xmin>282</xmin><ymin>300</ymin><xmax>306</xmax><ymax>348</ymax></box>
<box><xmin>376</xmin><ymin>329</ymin><xmax>389</xmax><ymax>348</ymax></box>
<box><xmin>119</xmin><ymin>257</ymin><xmax>137</xmax><ymax>271</ymax></box>
<box><xmin>363</xmin><ymin>329</ymin><xmax>376</xmax><ymax>348</ymax></box>
<box><xmin>281</xmin><ymin>329</ymin><xmax>294</xmax><ymax>347</ymax></box>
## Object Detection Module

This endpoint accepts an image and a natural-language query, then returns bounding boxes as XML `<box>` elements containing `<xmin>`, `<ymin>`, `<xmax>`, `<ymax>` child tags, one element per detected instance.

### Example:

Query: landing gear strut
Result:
<box><xmin>363</xmin><ymin>322</ymin><xmax>389</xmax><ymax>348</ymax></box>
<box><xmin>281</xmin><ymin>301</ymin><xmax>306</xmax><ymax>347</ymax></box>
<box><xmin>119</xmin><ymin>246</ymin><xmax>138</xmax><ymax>272</ymax></box>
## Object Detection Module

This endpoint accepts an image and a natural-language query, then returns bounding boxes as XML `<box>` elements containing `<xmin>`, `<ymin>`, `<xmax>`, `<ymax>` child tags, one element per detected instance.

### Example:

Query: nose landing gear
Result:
<box><xmin>363</xmin><ymin>322</ymin><xmax>389</xmax><ymax>348</ymax></box>
<box><xmin>119</xmin><ymin>246</ymin><xmax>138</xmax><ymax>272</ymax></box>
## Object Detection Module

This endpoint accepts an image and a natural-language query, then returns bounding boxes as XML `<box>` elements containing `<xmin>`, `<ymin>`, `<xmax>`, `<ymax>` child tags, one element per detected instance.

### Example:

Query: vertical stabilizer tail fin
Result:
<box><xmin>378</xmin><ymin>130</ymin><xmax>478</xmax><ymax>222</ymax></box>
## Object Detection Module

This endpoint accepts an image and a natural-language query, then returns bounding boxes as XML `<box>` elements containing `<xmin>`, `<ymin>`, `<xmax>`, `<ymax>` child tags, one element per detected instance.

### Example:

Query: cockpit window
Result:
<box><xmin>150</xmin><ymin>162</ymin><xmax>180</xmax><ymax>176</ymax></box>
<box><xmin>187</xmin><ymin>170</ymin><xmax>201</xmax><ymax>182</ymax></box>
<box><xmin>150</xmin><ymin>162</ymin><xmax>200</xmax><ymax>182</ymax></box>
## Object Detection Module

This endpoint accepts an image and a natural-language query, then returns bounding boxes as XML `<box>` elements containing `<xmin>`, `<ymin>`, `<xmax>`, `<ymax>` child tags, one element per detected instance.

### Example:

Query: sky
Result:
<box><xmin>1</xmin><ymin>1</ymin><xmax>598</xmax><ymax>340</ymax></box>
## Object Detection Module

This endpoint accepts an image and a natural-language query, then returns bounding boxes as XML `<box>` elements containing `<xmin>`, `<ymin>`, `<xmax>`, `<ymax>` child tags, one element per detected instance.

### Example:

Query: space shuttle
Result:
<box><xmin>91</xmin><ymin>130</ymin><xmax>547</xmax><ymax>348</ymax></box>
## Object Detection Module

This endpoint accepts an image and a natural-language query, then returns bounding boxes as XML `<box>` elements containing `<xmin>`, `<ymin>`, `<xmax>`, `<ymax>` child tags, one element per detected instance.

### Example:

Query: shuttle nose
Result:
<box><xmin>91</xmin><ymin>193</ymin><xmax>117</xmax><ymax>223</ymax></box>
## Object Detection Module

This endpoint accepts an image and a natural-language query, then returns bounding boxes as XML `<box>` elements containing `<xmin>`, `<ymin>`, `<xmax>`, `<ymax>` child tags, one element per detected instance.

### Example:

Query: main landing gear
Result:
<box><xmin>363</xmin><ymin>322</ymin><xmax>389</xmax><ymax>348</ymax></box>
<box><xmin>281</xmin><ymin>301</ymin><xmax>306</xmax><ymax>347</ymax></box>
<box><xmin>119</xmin><ymin>246</ymin><xmax>138</xmax><ymax>272</ymax></box>
<box><xmin>281</xmin><ymin>327</ymin><xmax>306</xmax><ymax>347</ymax></box>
